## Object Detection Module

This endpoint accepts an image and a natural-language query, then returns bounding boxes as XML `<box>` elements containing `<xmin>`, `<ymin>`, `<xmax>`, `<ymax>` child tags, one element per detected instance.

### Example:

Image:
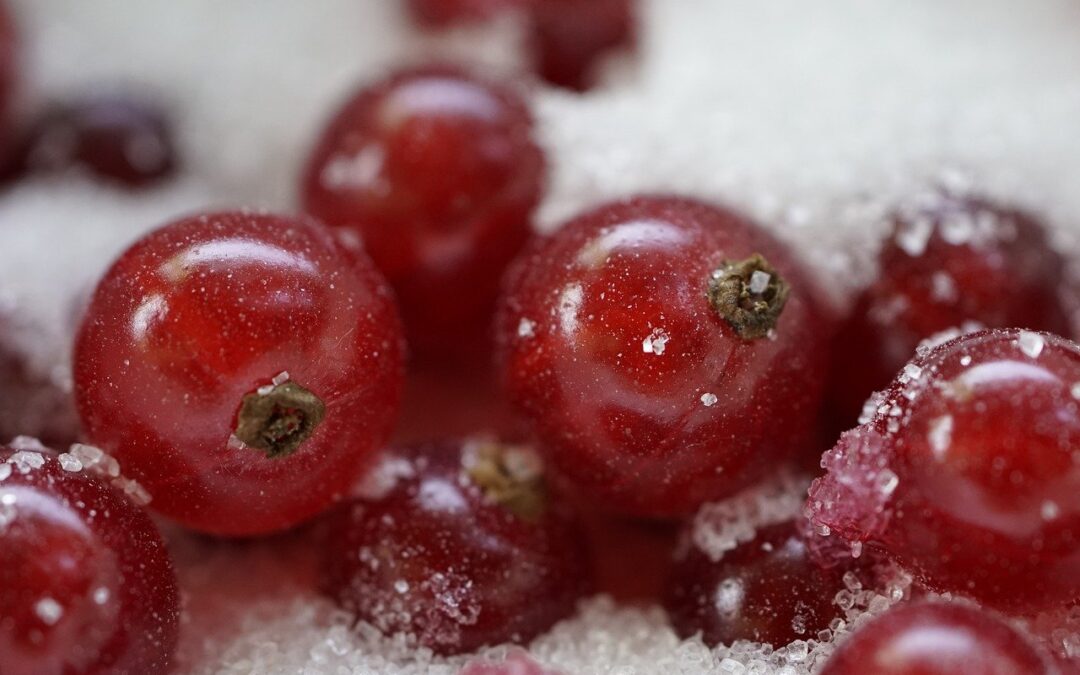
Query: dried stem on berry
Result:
<box><xmin>234</xmin><ymin>381</ymin><xmax>326</xmax><ymax>459</ymax></box>
<box><xmin>464</xmin><ymin>442</ymin><xmax>547</xmax><ymax>521</ymax></box>
<box><xmin>707</xmin><ymin>253</ymin><xmax>790</xmax><ymax>340</ymax></box>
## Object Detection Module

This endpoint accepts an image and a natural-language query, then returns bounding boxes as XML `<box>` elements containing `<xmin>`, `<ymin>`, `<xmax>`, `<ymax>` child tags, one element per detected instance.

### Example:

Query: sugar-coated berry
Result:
<box><xmin>820</xmin><ymin>601</ymin><xmax>1057</xmax><ymax>675</ymax></box>
<box><xmin>530</xmin><ymin>0</ymin><xmax>636</xmax><ymax>91</ymax></box>
<box><xmin>407</xmin><ymin>0</ymin><xmax>531</xmax><ymax>27</ymax></box>
<box><xmin>317</xmin><ymin>439</ymin><xmax>591</xmax><ymax>654</ymax></box>
<box><xmin>301</xmin><ymin>66</ymin><xmax>544</xmax><ymax>358</ymax></box>
<box><xmin>496</xmin><ymin>195</ymin><xmax>832</xmax><ymax>518</ymax></box>
<box><xmin>0</xmin><ymin>446</ymin><xmax>179</xmax><ymax>675</ymax></box>
<box><xmin>665</xmin><ymin>520</ymin><xmax>859</xmax><ymax>648</ymax></box>
<box><xmin>74</xmin><ymin>211</ymin><xmax>405</xmax><ymax>536</ymax></box>
<box><xmin>808</xmin><ymin>329</ymin><xmax>1080</xmax><ymax>612</ymax></box>
<box><xmin>828</xmin><ymin>192</ymin><xmax>1072</xmax><ymax>426</ymax></box>
<box><xmin>16</xmin><ymin>96</ymin><xmax>177</xmax><ymax>187</ymax></box>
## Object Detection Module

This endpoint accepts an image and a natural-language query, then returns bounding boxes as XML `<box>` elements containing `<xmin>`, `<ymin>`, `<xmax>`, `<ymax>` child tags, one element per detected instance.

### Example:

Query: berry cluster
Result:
<box><xmin>1</xmin><ymin>1</ymin><xmax>1078</xmax><ymax>674</ymax></box>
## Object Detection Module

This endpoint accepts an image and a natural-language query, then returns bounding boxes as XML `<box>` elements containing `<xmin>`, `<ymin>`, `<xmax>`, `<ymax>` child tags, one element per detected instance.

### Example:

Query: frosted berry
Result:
<box><xmin>0</xmin><ymin>446</ymin><xmax>179</xmax><ymax>675</ymax></box>
<box><xmin>808</xmin><ymin>329</ymin><xmax>1080</xmax><ymax>612</ymax></box>
<box><xmin>74</xmin><ymin>211</ymin><xmax>405</xmax><ymax>536</ymax></box>
<box><xmin>16</xmin><ymin>96</ymin><xmax>176</xmax><ymax>187</ymax></box>
<box><xmin>496</xmin><ymin>195</ymin><xmax>832</xmax><ymax>517</ymax></box>
<box><xmin>530</xmin><ymin>0</ymin><xmax>637</xmax><ymax>91</ymax></box>
<box><xmin>828</xmin><ymin>193</ymin><xmax>1072</xmax><ymax>426</ymax></box>
<box><xmin>317</xmin><ymin>439</ymin><xmax>590</xmax><ymax>654</ymax></box>
<box><xmin>665</xmin><ymin>520</ymin><xmax>860</xmax><ymax>647</ymax></box>
<box><xmin>820</xmin><ymin>601</ymin><xmax>1056</xmax><ymax>675</ymax></box>
<box><xmin>301</xmin><ymin>66</ymin><xmax>544</xmax><ymax>358</ymax></box>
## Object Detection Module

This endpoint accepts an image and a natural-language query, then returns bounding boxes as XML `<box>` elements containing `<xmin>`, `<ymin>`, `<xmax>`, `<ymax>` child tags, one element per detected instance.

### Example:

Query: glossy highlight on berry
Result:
<box><xmin>317</xmin><ymin>439</ymin><xmax>591</xmax><ymax>654</ymax></box>
<box><xmin>74</xmin><ymin>211</ymin><xmax>405</xmax><ymax>536</ymax></box>
<box><xmin>0</xmin><ymin>445</ymin><xmax>179</xmax><ymax>675</ymax></box>
<box><xmin>808</xmin><ymin>329</ymin><xmax>1080</xmax><ymax>612</ymax></box>
<box><xmin>819</xmin><ymin>601</ymin><xmax>1056</xmax><ymax>675</ymax></box>
<box><xmin>496</xmin><ymin>195</ymin><xmax>833</xmax><ymax>517</ymax></box>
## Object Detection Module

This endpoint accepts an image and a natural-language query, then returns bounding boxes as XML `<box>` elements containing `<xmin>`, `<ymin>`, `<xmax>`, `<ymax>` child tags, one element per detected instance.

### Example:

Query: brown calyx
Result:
<box><xmin>234</xmin><ymin>381</ymin><xmax>326</xmax><ymax>459</ymax></box>
<box><xmin>464</xmin><ymin>441</ymin><xmax>547</xmax><ymax>522</ymax></box>
<box><xmin>707</xmin><ymin>253</ymin><xmax>791</xmax><ymax>340</ymax></box>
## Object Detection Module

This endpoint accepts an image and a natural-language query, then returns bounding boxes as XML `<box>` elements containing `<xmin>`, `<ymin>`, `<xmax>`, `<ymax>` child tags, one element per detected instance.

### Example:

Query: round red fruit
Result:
<box><xmin>665</xmin><ymin>520</ymin><xmax>860</xmax><ymax>648</ymax></box>
<box><xmin>496</xmin><ymin>195</ymin><xmax>832</xmax><ymax>517</ymax></box>
<box><xmin>301</xmin><ymin>66</ymin><xmax>544</xmax><ymax>358</ymax></box>
<box><xmin>808</xmin><ymin>328</ymin><xmax>1080</xmax><ymax>612</ymax></box>
<box><xmin>15</xmin><ymin>95</ymin><xmax>176</xmax><ymax>187</ymax></box>
<box><xmin>820</xmin><ymin>601</ymin><xmax>1057</xmax><ymax>675</ymax></box>
<box><xmin>529</xmin><ymin>0</ymin><xmax>636</xmax><ymax>91</ymax></box>
<box><xmin>0</xmin><ymin>445</ymin><xmax>179</xmax><ymax>675</ymax></box>
<box><xmin>317</xmin><ymin>439</ymin><xmax>591</xmax><ymax>654</ymax></box>
<box><xmin>828</xmin><ymin>192</ymin><xmax>1072</xmax><ymax>426</ymax></box>
<box><xmin>74</xmin><ymin>211</ymin><xmax>405</xmax><ymax>536</ymax></box>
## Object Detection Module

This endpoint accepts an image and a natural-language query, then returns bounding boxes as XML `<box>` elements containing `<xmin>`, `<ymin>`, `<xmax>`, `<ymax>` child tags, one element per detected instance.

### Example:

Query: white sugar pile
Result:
<box><xmin>3</xmin><ymin>0</ymin><xmax>1080</xmax><ymax>673</ymax></box>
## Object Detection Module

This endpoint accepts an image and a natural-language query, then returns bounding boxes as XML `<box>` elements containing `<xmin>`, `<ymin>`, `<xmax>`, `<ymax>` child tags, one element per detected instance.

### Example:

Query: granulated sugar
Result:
<box><xmin>4</xmin><ymin>1</ymin><xmax>1080</xmax><ymax>672</ymax></box>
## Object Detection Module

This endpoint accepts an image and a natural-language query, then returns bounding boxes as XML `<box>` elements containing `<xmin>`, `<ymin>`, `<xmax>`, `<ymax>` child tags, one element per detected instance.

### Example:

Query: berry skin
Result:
<box><xmin>317</xmin><ymin>439</ymin><xmax>591</xmax><ymax>654</ymax></box>
<box><xmin>828</xmin><ymin>193</ymin><xmax>1072</xmax><ymax>426</ymax></box>
<box><xmin>74</xmin><ymin>211</ymin><xmax>405</xmax><ymax>536</ymax></box>
<box><xmin>0</xmin><ymin>446</ymin><xmax>179</xmax><ymax>675</ymax></box>
<box><xmin>807</xmin><ymin>329</ymin><xmax>1080</xmax><ymax>612</ymax></box>
<box><xmin>820</xmin><ymin>601</ymin><xmax>1057</xmax><ymax>675</ymax></box>
<box><xmin>665</xmin><ymin>520</ymin><xmax>858</xmax><ymax>648</ymax></box>
<box><xmin>15</xmin><ymin>96</ymin><xmax>176</xmax><ymax>187</ymax></box>
<box><xmin>301</xmin><ymin>66</ymin><xmax>544</xmax><ymax>358</ymax></box>
<box><xmin>406</xmin><ymin>0</ymin><xmax>531</xmax><ymax>27</ymax></box>
<box><xmin>496</xmin><ymin>195</ymin><xmax>832</xmax><ymax>518</ymax></box>
<box><xmin>530</xmin><ymin>0</ymin><xmax>637</xmax><ymax>91</ymax></box>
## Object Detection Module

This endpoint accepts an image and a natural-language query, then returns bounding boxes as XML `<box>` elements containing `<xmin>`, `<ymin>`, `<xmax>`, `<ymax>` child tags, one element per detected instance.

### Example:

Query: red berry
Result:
<box><xmin>808</xmin><ymin>328</ymin><xmax>1080</xmax><ymax>611</ymax></box>
<box><xmin>530</xmin><ymin>0</ymin><xmax>637</xmax><ymax>91</ymax></box>
<box><xmin>820</xmin><ymin>601</ymin><xmax>1056</xmax><ymax>675</ymax></box>
<box><xmin>0</xmin><ymin>445</ymin><xmax>179</xmax><ymax>675</ymax></box>
<box><xmin>407</xmin><ymin>0</ymin><xmax>531</xmax><ymax>27</ymax></box>
<box><xmin>496</xmin><ymin>195</ymin><xmax>832</xmax><ymax>517</ymax></box>
<box><xmin>317</xmin><ymin>439</ymin><xmax>591</xmax><ymax>654</ymax></box>
<box><xmin>0</xmin><ymin>1</ymin><xmax>16</xmax><ymax>128</ymax></box>
<box><xmin>828</xmin><ymin>193</ymin><xmax>1072</xmax><ymax>426</ymax></box>
<box><xmin>665</xmin><ymin>520</ymin><xmax>862</xmax><ymax>648</ymax></box>
<box><xmin>301</xmin><ymin>66</ymin><xmax>544</xmax><ymax>358</ymax></box>
<box><xmin>74</xmin><ymin>211</ymin><xmax>405</xmax><ymax>536</ymax></box>
<box><xmin>0</xmin><ymin>321</ymin><xmax>80</xmax><ymax>448</ymax></box>
<box><xmin>16</xmin><ymin>96</ymin><xmax>177</xmax><ymax>187</ymax></box>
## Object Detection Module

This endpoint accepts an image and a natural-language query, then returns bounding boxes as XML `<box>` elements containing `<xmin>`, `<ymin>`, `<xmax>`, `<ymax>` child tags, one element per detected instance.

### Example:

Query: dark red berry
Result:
<box><xmin>808</xmin><ymin>328</ymin><xmax>1080</xmax><ymax>612</ymax></box>
<box><xmin>529</xmin><ymin>0</ymin><xmax>636</xmax><ymax>91</ymax></box>
<box><xmin>496</xmin><ymin>195</ymin><xmax>832</xmax><ymax>518</ymax></box>
<box><xmin>407</xmin><ymin>0</ymin><xmax>531</xmax><ymax>27</ymax></box>
<box><xmin>0</xmin><ymin>318</ymin><xmax>80</xmax><ymax>448</ymax></box>
<box><xmin>0</xmin><ymin>1</ymin><xmax>16</xmax><ymax>134</ymax></box>
<box><xmin>820</xmin><ymin>601</ymin><xmax>1057</xmax><ymax>675</ymax></box>
<box><xmin>74</xmin><ymin>211</ymin><xmax>405</xmax><ymax>536</ymax></box>
<box><xmin>317</xmin><ymin>439</ymin><xmax>590</xmax><ymax>654</ymax></box>
<box><xmin>16</xmin><ymin>96</ymin><xmax>177</xmax><ymax>187</ymax></box>
<box><xmin>828</xmin><ymin>192</ymin><xmax>1072</xmax><ymax>426</ymax></box>
<box><xmin>301</xmin><ymin>66</ymin><xmax>544</xmax><ymax>359</ymax></box>
<box><xmin>0</xmin><ymin>445</ymin><xmax>179</xmax><ymax>675</ymax></box>
<box><xmin>665</xmin><ymin>520</ymin><xmax>861</xmax><ymax>648</ymax></box>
